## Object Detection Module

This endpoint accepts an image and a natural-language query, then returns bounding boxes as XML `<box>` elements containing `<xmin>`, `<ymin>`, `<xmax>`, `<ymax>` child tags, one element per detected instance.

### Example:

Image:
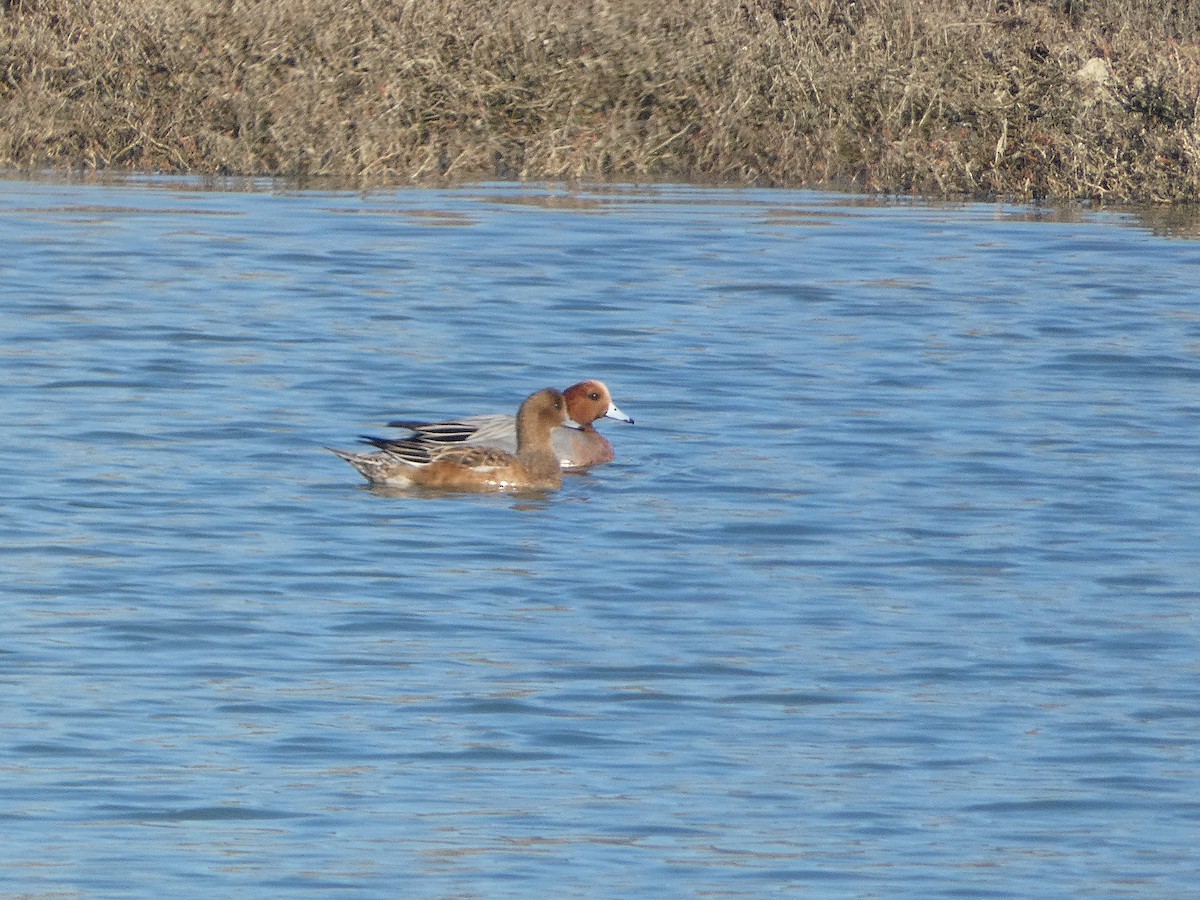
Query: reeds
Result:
<box><xmin>2</xmin><ymin>0</ymin><xmax>1198</xmax><ymax>200</ymax></box>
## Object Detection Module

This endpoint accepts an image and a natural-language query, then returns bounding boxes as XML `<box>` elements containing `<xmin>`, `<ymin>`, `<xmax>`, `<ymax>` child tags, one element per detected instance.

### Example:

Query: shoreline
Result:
<box><xmin>3</xmin><ymin>0</ymin><xmax>1198</xmax><ymax>202</ymax></box>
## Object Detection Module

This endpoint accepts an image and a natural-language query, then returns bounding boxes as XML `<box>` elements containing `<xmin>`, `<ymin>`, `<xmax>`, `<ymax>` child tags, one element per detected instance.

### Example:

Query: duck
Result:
<box><xmin>328</xmin><ymin>388</ymin><xmax>578</xmax><ymax>491</ymax></box>
<box><xmin>386</xmin><ymin>379</ymin><xmax>632</xmax><ymax>470</ymax></box>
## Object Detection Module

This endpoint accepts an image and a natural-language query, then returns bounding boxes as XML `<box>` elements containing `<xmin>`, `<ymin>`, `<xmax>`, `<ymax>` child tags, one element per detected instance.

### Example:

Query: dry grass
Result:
<box><xmin>2</xmin><ymin>0</ymin><xmax>1199</xmax><ymax>200</ymax></box>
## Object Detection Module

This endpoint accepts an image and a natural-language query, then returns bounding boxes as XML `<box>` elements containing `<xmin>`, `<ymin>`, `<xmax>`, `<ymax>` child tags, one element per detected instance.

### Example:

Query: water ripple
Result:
<box><xmin>0</xmin><ymin>178</ymin><xmax>1197</xmax><ymax>897</ymax></box>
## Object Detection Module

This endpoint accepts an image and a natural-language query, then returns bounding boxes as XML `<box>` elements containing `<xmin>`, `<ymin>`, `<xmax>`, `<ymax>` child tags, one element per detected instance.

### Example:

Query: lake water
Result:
<box><xmin>1</xmin><ymin>176</ymin><xmax>1197</xmax><ymax>897</ymax></box>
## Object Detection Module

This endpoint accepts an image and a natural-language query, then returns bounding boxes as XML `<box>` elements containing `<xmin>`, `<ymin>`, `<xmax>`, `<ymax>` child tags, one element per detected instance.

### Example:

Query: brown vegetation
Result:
<box><xmin>2</xmin><ymin>0</ymin><xmax>1199</xmax><ymax>200</ymax></box>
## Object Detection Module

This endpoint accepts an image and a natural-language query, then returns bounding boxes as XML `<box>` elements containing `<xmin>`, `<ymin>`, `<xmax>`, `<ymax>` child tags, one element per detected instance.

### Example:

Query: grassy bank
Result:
<box><xmin>2</xmin><ymin>0</ymin><xmax>1199</xmax><ymax>200</ymax></box>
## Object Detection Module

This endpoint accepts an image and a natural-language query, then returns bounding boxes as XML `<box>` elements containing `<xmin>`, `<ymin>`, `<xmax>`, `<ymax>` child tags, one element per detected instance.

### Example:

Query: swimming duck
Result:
<box><xmin>387</xmin><ymin>379</ymin><xmax>632</xmax><ymax>470</ymax></box>
<box><xmin>329</xmin><ymin>388</ymin><xmax>578</xmax><ymax>491</ymax></box>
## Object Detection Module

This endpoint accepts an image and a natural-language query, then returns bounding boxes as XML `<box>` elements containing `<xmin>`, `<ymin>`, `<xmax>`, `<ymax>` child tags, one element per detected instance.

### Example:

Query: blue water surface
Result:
<box><xmin>1</xmin><ymin>176</ymin><xmax>1198</xmax><ymax>897</ymax></box>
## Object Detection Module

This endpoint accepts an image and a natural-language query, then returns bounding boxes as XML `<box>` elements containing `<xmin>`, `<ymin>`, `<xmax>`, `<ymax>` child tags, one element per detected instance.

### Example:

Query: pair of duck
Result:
<box><xmin>329</xmin><ymin>380</ymin><xmax>633</xmax><ymax>492</ymax></box>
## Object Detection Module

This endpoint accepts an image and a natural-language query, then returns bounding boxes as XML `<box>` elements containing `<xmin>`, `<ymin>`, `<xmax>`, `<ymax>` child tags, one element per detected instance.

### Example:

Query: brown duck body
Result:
<box><xmin>329</xmin><ymin>388</ymin><xmax>574</xmax><ymax>491</ymax></box>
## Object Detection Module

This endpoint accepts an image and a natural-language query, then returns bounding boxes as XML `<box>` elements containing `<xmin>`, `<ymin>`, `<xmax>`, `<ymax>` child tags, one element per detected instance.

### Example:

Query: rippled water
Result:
<box><xmin>2</xmin><ymin>176</ymin><xmax>1198</xmax><ymax>897</ymax></box>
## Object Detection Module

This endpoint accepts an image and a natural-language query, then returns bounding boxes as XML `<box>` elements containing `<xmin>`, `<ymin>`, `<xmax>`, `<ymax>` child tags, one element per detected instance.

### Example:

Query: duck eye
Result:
<box><xmin>588</xmin><ymin>392</ymin><xmax>600</xmax><ymax>401</ymax></box>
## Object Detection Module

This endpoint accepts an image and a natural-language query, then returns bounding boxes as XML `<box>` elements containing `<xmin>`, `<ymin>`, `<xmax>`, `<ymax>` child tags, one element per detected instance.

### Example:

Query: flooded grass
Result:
<box><xmin>2</xmin><ymin>0</ymin><xmax>1199</xmax><ymax>200</ymax></box>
